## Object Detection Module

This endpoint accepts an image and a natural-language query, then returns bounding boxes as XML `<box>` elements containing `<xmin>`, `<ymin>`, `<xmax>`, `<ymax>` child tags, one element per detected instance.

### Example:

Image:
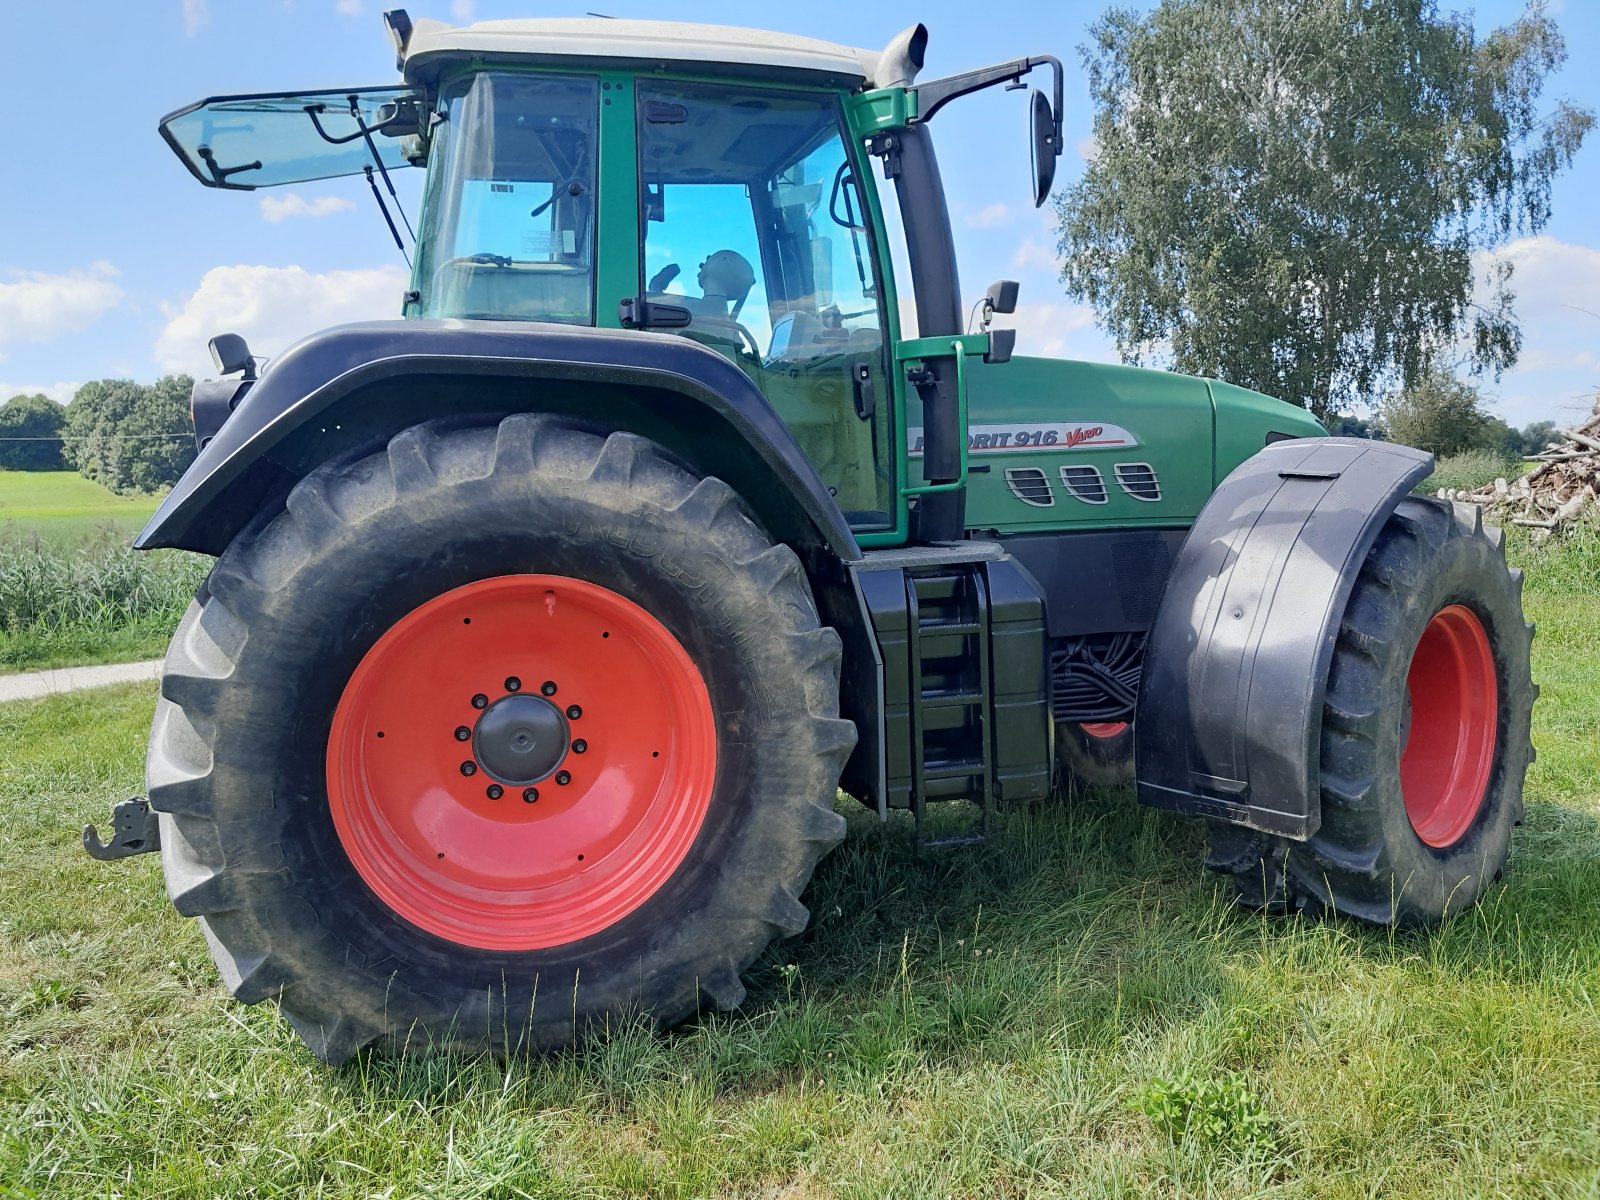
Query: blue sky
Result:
<box><xmin>1</xmin><ymin>0</ymin><xmax>1595</xmax><ymax>427</ymax></box>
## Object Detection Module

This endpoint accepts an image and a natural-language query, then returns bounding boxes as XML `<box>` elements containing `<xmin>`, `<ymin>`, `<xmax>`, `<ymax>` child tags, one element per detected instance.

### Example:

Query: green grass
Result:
<box><xmin>0</xmin><ymin>470</ymin><xmax>162</xmax><ymax>546</ymax></box>
<box><xmin>1</xmin><ymin>533</ymin><xmax>1597</xmax><ymax>1198</ymax></box>
<box><xmin>0</xmin><ymin>532</ymin><xmax>206</xmax><ymax>674</ymax></box>
<box><xmin>1425</xmin><ymin>450</ymin><xmax>1525</xmax><ymax>496</ymax></box>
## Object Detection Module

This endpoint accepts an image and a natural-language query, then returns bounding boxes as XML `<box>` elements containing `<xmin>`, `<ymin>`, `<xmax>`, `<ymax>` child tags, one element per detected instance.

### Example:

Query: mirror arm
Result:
<box><xmin>914</xmin><ymin>53</ymin><xmax>1064</xmax><ymax>154</ymax></box>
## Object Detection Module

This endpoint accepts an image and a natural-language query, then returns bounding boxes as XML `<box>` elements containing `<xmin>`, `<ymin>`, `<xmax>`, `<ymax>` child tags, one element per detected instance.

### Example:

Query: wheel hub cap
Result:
<box><xmin>474</xmin><ymin>694</ymin><xmax>568</xmax><ymax>784</ymax></box>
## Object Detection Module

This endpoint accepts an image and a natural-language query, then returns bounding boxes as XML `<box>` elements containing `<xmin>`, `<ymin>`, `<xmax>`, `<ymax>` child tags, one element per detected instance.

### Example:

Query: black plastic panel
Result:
<box><xmin>1133</xmin><ymin>438</ymin><xmax>1432</xmax><ymax>838</ymax></box>
<box><xmin>999</xmin><ymin>529</ymin><xmax>1190</xmax><ymax>637</ymax></box>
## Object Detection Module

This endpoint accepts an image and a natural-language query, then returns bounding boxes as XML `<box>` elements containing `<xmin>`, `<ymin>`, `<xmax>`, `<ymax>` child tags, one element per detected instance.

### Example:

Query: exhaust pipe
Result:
<box><xmin>874</xmin><ymin>24</ymin><xmax>928</xmax><ymax>89</ymax></box>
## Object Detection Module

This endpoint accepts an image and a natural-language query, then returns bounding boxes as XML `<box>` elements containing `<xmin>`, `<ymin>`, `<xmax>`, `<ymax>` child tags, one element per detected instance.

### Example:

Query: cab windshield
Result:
<box><xmin>413</xmin><ymin>72</ymin><xmax>599</xmax><ymax>324</ymax></box>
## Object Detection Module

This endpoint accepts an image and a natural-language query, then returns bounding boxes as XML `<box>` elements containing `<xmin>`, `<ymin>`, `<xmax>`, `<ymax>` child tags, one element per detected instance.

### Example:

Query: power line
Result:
<box><xmin>0</xmin><ymin>434</ymin><xmax>191</xmax><ymax>442</ymax></box>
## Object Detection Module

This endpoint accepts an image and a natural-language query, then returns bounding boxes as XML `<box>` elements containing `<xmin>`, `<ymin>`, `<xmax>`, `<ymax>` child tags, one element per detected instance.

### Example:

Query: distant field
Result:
<box><xmin>0</xmin><ymin>470</ymin><xmax>162</xmax><ymax>545</ymax></box>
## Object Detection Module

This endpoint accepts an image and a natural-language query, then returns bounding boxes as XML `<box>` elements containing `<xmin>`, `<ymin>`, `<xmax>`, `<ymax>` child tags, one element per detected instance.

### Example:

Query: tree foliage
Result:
<box><xmin>0</xmin><ymin>394</ymin><xmax>67</xmax><ymax>471</ymax></box>
<box><xmin>1380</xmin><ymin>372</ymin><xmax>1495</xmax><ymax>457</ymax></box>
<box><xmin>62</xmin><ymin>376</ymin><xmax>196</xmax><ymax>495</ymax></box>
<box><xmin>1055</xmin><ymin>0</ymin><xmax>1593</xmax><ymax>420</ymax></box>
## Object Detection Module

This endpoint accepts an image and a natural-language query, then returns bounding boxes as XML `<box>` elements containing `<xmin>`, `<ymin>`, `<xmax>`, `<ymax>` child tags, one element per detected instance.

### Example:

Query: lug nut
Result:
<box><xmin>454</xmin><ymin>725</ymin><xmax>471</xmax><ymax>742</ymax></box>
<box><xmin>566</xmin><ymin>704</ymin><xmax>582</xmax><ymax>720</ymax></box>
<box><xmin>505</xmin><ymin>676</ymin><xmax>521</xmax><ymax>692</ymax></box>
<box><xmin>471</xmin><ymin>693</ymin><xmax>488</xmax><ymax>709</ymax></box>
<box><xmin>540</xmin><ymin>680</ymin><xmax>557</xmax><ymax>696</ymax></box>
<box><xmin>523</xmin><ymin>788</ymin><xmax>539</xmax><ymax>803</ymax></box>
<box><xmin>460</xmin><ymin>761</ymin><xmax>477</xmax><ymax>777</ymax></box>
<box><xmin>555</xmin><ymin>770</ymin><xmax>571</xmax><ymax>786</ymax></box>
<box><xmin>486</xmin><ymin>784</ymin><xmax>503</xmax><ymax>800</ymax></box>
<box><xmin>572</xmin><ymin>739</ymin><xmax>587</xmax><ymax>754</ymax></box>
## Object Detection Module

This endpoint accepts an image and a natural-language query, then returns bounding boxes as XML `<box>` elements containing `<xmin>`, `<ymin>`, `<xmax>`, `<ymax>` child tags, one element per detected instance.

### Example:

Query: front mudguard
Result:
<box><xmin>1134</xmin><ymin>437</ymin><xmax>1432</xmax><ymax>839</ymax></box>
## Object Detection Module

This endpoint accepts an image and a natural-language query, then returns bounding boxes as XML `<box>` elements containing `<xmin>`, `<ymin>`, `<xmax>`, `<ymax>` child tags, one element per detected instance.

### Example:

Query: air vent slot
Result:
<box><xmin>1059</xmin><ymin>465</ymin><xmax>1108</xmax><ymax>505</ymax></box>
<box><xmin>1114</xmin><ymin>462</ymin><xmax>1162</xmax><ymax>502</ymax></box>
<box><xmin>1004</xmin><ymin>466</ymin><xmax>1054</xmax><ymax>507</ymax></box>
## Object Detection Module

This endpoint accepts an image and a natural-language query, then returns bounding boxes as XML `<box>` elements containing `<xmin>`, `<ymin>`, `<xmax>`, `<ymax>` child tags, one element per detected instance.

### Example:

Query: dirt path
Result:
<box><xmin>0</xmin><ymin>659</ymin><xmax>163</xmax><ymax>704</ymax></box>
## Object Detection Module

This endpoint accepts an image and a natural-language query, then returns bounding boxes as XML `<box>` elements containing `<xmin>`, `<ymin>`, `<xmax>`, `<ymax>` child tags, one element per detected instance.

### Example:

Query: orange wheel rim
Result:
<box><xmin>1400</xmin><ymin>604</ymin><xmax>1498</xmax><ymax>849</ymax></box>
<box><xmin>326</xmin><ymin>574</ymin><xmax>717</xmax><ymax>950</ymax></box>
<box><xmin>1080</xmin><ymin>721</ymin><xmax>1129</xmax><ymax>740</ymax></box>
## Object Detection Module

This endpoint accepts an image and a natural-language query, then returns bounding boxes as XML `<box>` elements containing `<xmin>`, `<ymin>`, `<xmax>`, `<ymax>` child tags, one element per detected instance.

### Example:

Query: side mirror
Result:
<box><xmin>208</xmin><ymin>333</ymin><xmax>256</xmax><ymax>379</ymax></box>
<box><xmin>984</xmin><ymin>328</ymin><xmax>1017</xmax><ymax>365</ymax></box>
<box><xmin>1030</xmin><ymin>88</ymin><xmax>1059</xmax><ymax>208</ymax></box>
<box><xmin>985</xmin><ymin>279</ymin><xmax>1020</xmax><ymax>316</ymax></box>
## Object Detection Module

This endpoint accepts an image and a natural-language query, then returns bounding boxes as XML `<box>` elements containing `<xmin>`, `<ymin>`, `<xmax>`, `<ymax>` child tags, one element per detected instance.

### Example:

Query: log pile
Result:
<box><xmin>1436</xmin><ymin>399</ymin><xmax>1600</xmax><ymax>536</ymax></box>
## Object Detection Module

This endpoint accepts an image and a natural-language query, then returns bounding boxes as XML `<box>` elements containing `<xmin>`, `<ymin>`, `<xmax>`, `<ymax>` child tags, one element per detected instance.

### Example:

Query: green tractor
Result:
<box><xmin>88</xmin><ymin>13</ymin><xmax>1534</xmax><ymax>1063</ymax></box>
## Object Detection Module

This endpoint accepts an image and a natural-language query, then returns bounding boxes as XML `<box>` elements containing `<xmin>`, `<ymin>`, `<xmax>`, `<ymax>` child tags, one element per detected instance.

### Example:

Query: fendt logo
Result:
<box><xmin>907</xmin><ymin>422</ymin><xmax>1139</xmax><ymax>456</ymax></box>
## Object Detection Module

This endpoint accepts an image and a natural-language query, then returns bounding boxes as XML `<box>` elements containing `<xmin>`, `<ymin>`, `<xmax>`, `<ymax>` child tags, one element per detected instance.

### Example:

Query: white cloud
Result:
<box><xmin>0</xmin><ymin>263</ymin><xmax>123</xmax><ymax>349</ymax></box>
<box><xmin>1012</xmin><ymin>238</ymin><xmax>1055</xmax><ymax>270</ymax></box>
<box><xmin>181</xmin><ymin>0</ymin><xmax>208</xmax><ymax>35</ymax></box>
<box><xmin>964</xmin><ymin>204</ymin><xmax>1013</xmax><ymax>230</ymax></box>
<box><xmin>0</xmin><ymin>381</ymin><xmax>80</xmax><ymax>404</ymax></box>
<box><xmin>155</xmin><ymin>264</ymin><xmax>411</xmax><ymax>373</ymax></box>
<box><xmin>450</xmin><ymin>0</ymin><xmax>476</xmax><ymax>20</ymax></box>
<box><xmin>259</xmin><ymin>193</ymin><xmax>358</xmax><ymax>223</ymax></box>
<box><xmin>335</xmin><ymin>0</ymin><xmax>363</xmax><ymax>14</ymax></box>
<box><xmin>1469</xmin><ymin>235</ymin><xmax>1600</xmax><ymax>422</ymax></box>
<box><xmin>991</xmin><ymin>301</ymin><xmax>1099</xmax><ymax>360</ymax></box>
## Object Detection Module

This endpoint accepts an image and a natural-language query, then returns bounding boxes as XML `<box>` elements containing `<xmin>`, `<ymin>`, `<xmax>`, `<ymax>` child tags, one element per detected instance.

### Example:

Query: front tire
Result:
<box><xmin>1055</xmin><ymin>720</ymin><xmax>1135</xmax><ymax>788</ymax></box>
<box><xmin>1207</xmin><ymin>497</ymin><xmax>1534</xmax><ymax>926</ymax></box>
<box><xmin>148</xmin><ymin>416</ymin><xmax>853</xmax><ymax>1062</ymax></box>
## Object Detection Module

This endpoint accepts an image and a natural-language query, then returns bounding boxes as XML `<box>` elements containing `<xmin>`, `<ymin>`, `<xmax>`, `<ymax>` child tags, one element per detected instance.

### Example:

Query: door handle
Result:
<box><xmin>852</xmin><ymin>361</ymin><xmax>875</xmax><ymax>420</ymax></box>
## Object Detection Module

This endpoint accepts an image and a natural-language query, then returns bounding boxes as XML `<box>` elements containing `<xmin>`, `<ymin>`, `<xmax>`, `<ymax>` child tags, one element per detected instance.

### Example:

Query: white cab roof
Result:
<box><xmin>402</xmin><ymin>17</ymin><xmax>880</xmax><ymax>88</ymax></box>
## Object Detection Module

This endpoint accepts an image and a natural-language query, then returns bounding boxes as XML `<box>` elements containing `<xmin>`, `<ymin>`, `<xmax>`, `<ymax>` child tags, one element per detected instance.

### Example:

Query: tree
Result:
<box><xmin>0</xmin><ymin>393</ymin><xmax>67</xmax><ymax>470</ymax></box>
<box><xmin>1518</xmin><ymin>420</ymin><xmax>1561</xmax><ymax>453</ymax></box>
<box><xmin>1326</xmin><ymin>413</ymin><xmax>1382</xmax><ymax>440</ymax></box>
<box><xmin>62</xmin><ymin>376</ymin><xmax>195</xmax><ymax>494</ymax></box>
<box><xmin>1056</xmin><ymin>0</ymin><xmax>1593</xmax><ymax>420</ymax></box>
<box><xmin>1380</xmin><ymin>372</ymin><xmax>1495</xmax><ymax>457</ymax></box>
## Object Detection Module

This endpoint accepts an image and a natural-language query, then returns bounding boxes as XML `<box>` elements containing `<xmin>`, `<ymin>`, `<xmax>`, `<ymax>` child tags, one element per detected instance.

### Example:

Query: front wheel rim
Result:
<box><xmin>1400</xmin><ymin>604</ymin><xmax>1498</xmax><ymax>849</ymax></box>
<box><xmin>326</xmin><ymin>574</ymin><xmax>717</xmax><ymax>950</ymax></box>
<box><xmin>1080</xmin><ymin>721</ymin><xmax>1129</xmax><ymax>740</ymax></box>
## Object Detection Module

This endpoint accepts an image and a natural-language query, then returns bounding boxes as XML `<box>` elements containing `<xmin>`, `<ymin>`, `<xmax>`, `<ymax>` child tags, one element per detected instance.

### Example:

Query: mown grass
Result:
<box><xmin>1</xmin><ymin>531</ymin><xmax>1597</xmax><ymax>1198</ymax></box>
<box><xmin>0</xmin><ymin>470</ymin><xmax>162</xmax><ymax>546</ymax></box>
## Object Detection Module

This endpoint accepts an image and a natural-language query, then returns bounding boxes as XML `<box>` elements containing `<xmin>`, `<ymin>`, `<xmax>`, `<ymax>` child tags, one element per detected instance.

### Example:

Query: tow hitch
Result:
<box><xmin>83</xmin><ymin>796</ymin><xmax>161</xmax><ymax>861</ymax></box>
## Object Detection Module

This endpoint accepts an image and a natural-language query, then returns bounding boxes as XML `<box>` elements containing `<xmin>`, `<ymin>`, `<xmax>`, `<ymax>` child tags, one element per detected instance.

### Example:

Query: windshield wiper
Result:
<box><xmin>305</xmin><ymin>96</ymin><xmax>416</xmax><ymax>265</ymax></box>
<box><xmin>196</xmin><ymin>145</ymin><xmax>262</xmax><ymax>187</ymax></box>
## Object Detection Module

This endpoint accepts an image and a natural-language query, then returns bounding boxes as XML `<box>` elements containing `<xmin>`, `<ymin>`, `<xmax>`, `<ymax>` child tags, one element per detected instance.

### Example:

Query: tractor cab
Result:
<box><xmin>158</xmin><ymin>14</ymin><xmax>1066</xmax><ymax>539</ymax></box>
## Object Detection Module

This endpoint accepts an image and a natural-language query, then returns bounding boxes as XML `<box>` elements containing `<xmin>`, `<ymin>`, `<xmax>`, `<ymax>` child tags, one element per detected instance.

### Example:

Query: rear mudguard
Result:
<box><xmin>134</xmin><ymin>319</ymin><xmax>860</xmax><ymax>563</ymax></box>
<box><xmin>1134</xmin><ymin>437</ymin><xmax>1433</xmax><ymax>839</ymax></box>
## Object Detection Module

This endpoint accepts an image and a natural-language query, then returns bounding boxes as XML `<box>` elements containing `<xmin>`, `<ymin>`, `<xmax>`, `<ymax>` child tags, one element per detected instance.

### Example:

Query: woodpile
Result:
<box><xmin>1436</xmin><ymin>398</ymin><xmax>1600</xmax><ymax>536</ymax></box>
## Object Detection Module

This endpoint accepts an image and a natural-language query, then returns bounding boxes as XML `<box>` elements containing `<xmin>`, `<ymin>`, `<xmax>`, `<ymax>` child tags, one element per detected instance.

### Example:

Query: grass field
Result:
<box><xmin>0</xmin><ymin>470</ymin><xmax>161</xmax><ymax>546</ymax></box>
<box><xmin>1</xmin><ymin>529</ymin><xmax>1596</xmax><ymax>1198</ymax></box>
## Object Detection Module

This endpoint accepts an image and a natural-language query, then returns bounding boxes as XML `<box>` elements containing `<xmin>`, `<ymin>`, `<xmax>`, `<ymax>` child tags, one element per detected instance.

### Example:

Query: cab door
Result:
<box><xmin>633</xmin><ymin>80</ymin><xmax>898</xmax><ymax>533</ymax></box>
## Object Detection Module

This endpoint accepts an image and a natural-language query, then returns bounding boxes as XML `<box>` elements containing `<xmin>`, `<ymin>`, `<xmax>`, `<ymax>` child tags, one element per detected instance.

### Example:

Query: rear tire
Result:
<box><xmin>148</xmin><ymin>416</ymin><xmax>853</xmax><ymax>1062</ymax></box>
<box><xmin>1206</xmin><ymin>497</ymin><xmax>1534</xmax><ymax>926</ymax></box>
<box><xmin>1056</xmin><ymin>720</ymin><xmax>1135</xmax><ymax>788</ymax></box>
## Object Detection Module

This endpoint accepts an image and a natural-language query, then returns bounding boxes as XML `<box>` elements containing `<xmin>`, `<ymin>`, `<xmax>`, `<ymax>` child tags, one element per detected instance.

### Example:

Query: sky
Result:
<box><xmin>0</xmin><ymin>0</ymin><xmax>1596</xmax><ymax>428</ymax></box>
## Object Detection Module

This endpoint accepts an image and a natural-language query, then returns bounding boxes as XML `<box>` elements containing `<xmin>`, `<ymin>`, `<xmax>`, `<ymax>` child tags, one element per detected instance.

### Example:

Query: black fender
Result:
<box><xmin>134</xmin><ymin>319</ymin><xmax>860</xmax><ymax>564</ymax></box>
<box><xmin>1134</xmin><ymin>437</ymin><xmax>1433</xmax><ymax>839</ymax></box>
